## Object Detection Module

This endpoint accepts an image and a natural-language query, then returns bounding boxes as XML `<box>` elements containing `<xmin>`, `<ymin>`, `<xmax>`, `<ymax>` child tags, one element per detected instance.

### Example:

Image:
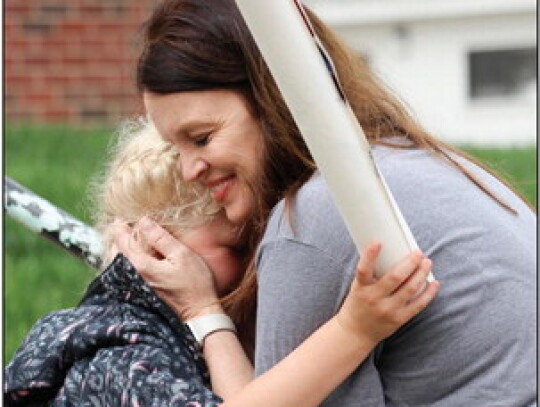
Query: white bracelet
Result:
<box><xmin>186</xmin><ymin>314</ymin><xmax>237</xmax><ymax>347</ymax></box>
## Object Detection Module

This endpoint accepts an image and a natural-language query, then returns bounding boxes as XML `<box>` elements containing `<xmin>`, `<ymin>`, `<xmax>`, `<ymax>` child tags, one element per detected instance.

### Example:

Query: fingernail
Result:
<box><xmin>370</xmin><ymin>241</ymin><xmax>382</xmax><ymax>253</ymax></box>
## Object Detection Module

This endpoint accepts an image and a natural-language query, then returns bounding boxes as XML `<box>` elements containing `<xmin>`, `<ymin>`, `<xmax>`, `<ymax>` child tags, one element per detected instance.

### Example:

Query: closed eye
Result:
<box><xmin>193</xmin><ymin>133</ymin><xmax>211</xmax><ymax>147</ymax></box>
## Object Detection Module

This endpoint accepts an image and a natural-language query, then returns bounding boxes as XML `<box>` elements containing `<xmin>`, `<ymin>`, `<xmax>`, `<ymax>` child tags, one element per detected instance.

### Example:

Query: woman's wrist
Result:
<box><xmin>332</xmin><ymin>312</ymin><xmax>379</xmax><ymax>351</ymax></box>
<box><xmin>186</xmin><ymin>313</ymin><xmax>237</xmax><ymax>348</ymax></box>
<box><xmin>174</xmin><ymin>299</ymin><xmax>223</xmax><ymax>321</ymax></box>
<box><xmin>189</xmin><ymin>302</ymin><xmax>225</xmax><ymax>318</ymax></box>
<box><xmin>202</xmin><ymin>327</ymin><xmax>253</xmax><ymax>400</ymax></box>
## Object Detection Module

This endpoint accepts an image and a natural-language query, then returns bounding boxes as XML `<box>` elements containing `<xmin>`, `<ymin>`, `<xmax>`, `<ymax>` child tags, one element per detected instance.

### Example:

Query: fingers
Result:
<box><xmin>393</xmin><ymin>257</ymin><xmax>433</xmax><ymax>304</ymax></box>
<box><xmin>114</xmin><ymin>222</ymin><xmax>133</xmax><ymax>254</ymax></box>
<box><xmin>114</xmin><ymin>219</ymin><xmax>162</xmax><ymax>273</ymax></box>
<box><xmin>400</xmin><ymin>280</ymin><xmax>440</xmax><ymax>320</ymax></box>
<box><xmin>115</xmin><ymin>223</ymin><xmax>144</xmax><ymax>262</ymax></box>
<box><xmin>377</xmin><ymin>250</ymin><xmax>425</xmax><ymax>295</ymax></box>
<box><xmin>136</xmin><ymin>217</ymin><xmax>189</xmax><ymax>258</ymax></box>
<box><xmin>389</xmin><ymin>254</ymin><xmax>439</xmax><ymax>321</ymax></box>
<box><xmin>355</xmin><ymin>242</ymin><xmax>381</xmax><ymax>285</ymax></box>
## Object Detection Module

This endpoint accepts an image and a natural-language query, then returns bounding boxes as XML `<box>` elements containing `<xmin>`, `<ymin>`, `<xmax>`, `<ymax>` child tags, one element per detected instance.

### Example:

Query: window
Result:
<box><xmin>468</xmin><ymin>47</ymin><xmax>536</xmax><ymax>101</ymax></box>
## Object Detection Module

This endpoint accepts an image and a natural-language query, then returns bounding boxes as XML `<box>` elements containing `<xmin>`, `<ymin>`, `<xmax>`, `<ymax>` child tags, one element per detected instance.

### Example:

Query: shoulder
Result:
<box><xmin>371</xmin><ymin>145</ymin><xmax>535</xmax><ymax>275</ymax></box>
<box><xmin>273</xmin><ymin>173</ymin><xmax>347</xmax><ymax>234</ymax></box>
<box><xmin>372</xmin><ymin>144</ymin><xmax>534</xmax><ymax>222</ymax></box>
<box><xmin>371</xmin><ymin>143</ymin><xmax>519</xmax><ymax>202</ymax></box>
<box><xmin>371</xmin><ymin>145</ymin><xmax>453</xmax><ymax>191</ymax></box>
<box><xmin>260</xmin><ymin>173</ymin><xmax>358</xmax><ymax>267</ymax></box>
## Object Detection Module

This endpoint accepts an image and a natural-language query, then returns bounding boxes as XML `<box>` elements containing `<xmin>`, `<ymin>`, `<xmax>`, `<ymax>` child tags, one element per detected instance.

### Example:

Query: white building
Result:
<box><xmin>306</xmin><ymin>0</ymin><xmax>537</xmax><ymax>146</ymax></box>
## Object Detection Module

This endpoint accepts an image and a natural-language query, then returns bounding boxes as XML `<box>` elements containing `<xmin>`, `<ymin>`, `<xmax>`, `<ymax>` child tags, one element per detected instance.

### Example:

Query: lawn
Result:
<box><xmin>4</xmin><ymin>124</ymin><xmax>537</xmax><ymax>363</ymax></box>
<box><xmin>5</xmin><ymin>124</ymin><xmax>112</xmax><ymax>364</ymax></box>
<box><xmin>462</xmin><ymin>147</ymin><xmax>537</xmax><ymax>208</ymax></box>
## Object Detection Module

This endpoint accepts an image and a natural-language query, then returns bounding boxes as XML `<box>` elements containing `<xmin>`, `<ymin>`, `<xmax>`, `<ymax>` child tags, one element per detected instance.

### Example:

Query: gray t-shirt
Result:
<box><xmin>255</xmin><ymin>146</ymin><xmax>536</xmax><ymax>406</ymax></box>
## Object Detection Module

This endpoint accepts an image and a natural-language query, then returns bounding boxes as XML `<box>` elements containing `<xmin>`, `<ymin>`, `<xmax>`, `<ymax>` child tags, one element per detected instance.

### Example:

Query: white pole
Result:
<box><xmin>234</xmin><ymin>0</ymin><xmax>431</xmax><ymax>278</ymax></box>
<box><xmin>5</xmin><ymin>177</ymin><xmax>103</xmax><ymax>270</ymax></box>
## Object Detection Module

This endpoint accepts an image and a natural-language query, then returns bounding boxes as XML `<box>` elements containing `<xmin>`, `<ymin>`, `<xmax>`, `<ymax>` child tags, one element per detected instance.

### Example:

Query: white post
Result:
<box><xmin>234</xmin><ymin>0</ymin><xmax>431</xmax><ymax>278</ymax></box>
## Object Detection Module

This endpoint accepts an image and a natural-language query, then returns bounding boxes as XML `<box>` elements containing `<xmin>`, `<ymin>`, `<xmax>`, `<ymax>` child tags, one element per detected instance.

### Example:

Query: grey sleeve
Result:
<box><xmin>255</xmin><ymin>239</ymin><xmax>385</xmax><ymax>406</ymax></box>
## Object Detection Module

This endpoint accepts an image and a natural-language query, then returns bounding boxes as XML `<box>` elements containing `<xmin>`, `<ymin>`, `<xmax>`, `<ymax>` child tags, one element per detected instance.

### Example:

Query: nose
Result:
<box><xmin>180</xmin><ymin>154</ymin><xmax>209</xmax><ymax>182</ymax></box>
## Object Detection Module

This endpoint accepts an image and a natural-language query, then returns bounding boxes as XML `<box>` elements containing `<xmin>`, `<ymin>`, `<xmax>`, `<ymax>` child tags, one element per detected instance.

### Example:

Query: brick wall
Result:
<box><xmin>5</xmin><ymin>0</ymin><xmax>157</xmax><ymax>124</ymax></box>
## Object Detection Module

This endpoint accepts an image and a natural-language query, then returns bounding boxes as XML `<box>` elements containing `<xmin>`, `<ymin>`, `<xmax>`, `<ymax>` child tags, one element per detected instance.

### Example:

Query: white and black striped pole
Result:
<box><xmin>4</xmin><ymin>176</ymin><xmax>103</xmax><ymax>270</ymax></box>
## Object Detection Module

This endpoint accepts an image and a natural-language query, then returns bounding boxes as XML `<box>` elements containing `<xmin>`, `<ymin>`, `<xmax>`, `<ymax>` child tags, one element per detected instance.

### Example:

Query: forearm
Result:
<box><xmin>222</xmin><ymin>316</ymin><xmax>376</xmax><ymax>407</ymax></box>
<box><xmin>203</xmin><ymin>330</ymin><xmax>254</xmax><ymax>400</ymax></box>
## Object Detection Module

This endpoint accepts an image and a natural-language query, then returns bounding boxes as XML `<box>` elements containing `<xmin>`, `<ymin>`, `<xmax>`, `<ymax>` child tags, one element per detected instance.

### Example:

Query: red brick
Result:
<box><xmin>21</xmin><ymin>92</ymin><xmax>55</xmax><ymax>104</ymax></box>
<box><xmin>61</xmin><ymin>57</ymin><xmax>88</xmax><ymax>66</ymax></box>
<box><xmin>57</xmin><ymin>21</ymin><xmax>94</xmax><ymax>36</ymax></box>
<box><xmin>6</xmin><ymin>0</ymin><xmax>156</xmax><ymax>123</ymax></box>
<box><xmin>22</xmin><ymin>22</ymin><xmax>53</xmax><ymax>35</ymax></box>
<box><xmin>5</xmin><ymin>4</ymin><xmax>32</xmax><ymax>18</ymax></box>
<box><xmin>41</xmin><ymin>4</ymin><xmax>69</xmax><ymax>16</ymax></box>
<box><xmin>5</xmin><ymin>74</ymin><xmax>29</xmax><ymax>87</ymax></box>
<box><xmin>44</xmin><ymin>108</ymin><xmax>72</xmax><ymax>120</ymax></box>
<box><xmin>7</xmin><ymin>39</ymin><xmax>33</xmax><ymax>50</ymax></box>
<box><xmin>25</xmin><ymin>56</ymin><xmax>52</xmax><ymax>66</ymax></box>
<box><xmin>78</xmin><ymin>5</ymin><xmax>106</xmax><ymax>17</ymax></box>
<box><xmin>44</xmin><ymin>74</ymin><xmax>72</xmax><ymax>86</ymax></box>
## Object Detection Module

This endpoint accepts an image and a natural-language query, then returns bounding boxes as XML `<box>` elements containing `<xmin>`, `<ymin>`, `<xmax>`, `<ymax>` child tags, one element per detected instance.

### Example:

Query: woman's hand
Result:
<box><xmin>336</xmin><ymin>243</ymin><xmax>439</xmax><ymax>346</ymax></box>
<box><xmin>115</xmin><ymin>218</ymin><xmax>223</xmax><ymax>320</ymax></box>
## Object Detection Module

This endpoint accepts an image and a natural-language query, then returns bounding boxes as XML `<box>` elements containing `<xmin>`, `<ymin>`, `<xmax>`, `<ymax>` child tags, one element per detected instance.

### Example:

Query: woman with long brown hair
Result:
<box><xmin>4</xmin><ymin>120</ymin><xmax>437</xmax><ymax>406</ymax></box>
<box><xmin>123</xmin><ymin>0</ymin><xmax>536</xmax><ymax>405</ymax></box>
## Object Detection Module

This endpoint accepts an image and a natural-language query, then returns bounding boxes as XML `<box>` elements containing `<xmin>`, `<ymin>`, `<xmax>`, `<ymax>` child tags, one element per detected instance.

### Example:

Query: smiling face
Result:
<box><xmin>144</xmin><ymin>89</ymin><xmax>265</xmax><ymax>226</ymax></box>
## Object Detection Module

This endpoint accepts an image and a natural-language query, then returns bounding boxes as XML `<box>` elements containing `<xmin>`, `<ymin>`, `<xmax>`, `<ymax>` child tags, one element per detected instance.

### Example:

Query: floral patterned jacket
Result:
<box><xmin>4</xmin><ymin>254</ymin><xmax>222</xmax><ymax>406</ymax></box>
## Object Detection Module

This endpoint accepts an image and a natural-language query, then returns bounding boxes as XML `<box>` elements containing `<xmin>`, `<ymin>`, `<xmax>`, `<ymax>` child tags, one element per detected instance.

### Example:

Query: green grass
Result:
<box><xmin>462</xmin><ymin>147</ymin><xmax>537</xmax><ymax>208</ymax></box>
<box><xmin>4</xmin><ymin>125</ymin><xmax>537</xmax><ymax>364</ymax></box>
<box><xmin>5</xmin><ymin>123</ymin><xmax>113</xmax><ymax>364</ymax></box>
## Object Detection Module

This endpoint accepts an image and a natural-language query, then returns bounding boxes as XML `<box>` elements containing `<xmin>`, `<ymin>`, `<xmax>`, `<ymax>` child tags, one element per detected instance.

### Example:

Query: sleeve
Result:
<box><xmin>255</xmin><ymin>239</ymin><xmax>386</xmax><ymax>406</ymax></box>
<box><xmin>54</xmin><ymin>344</ymin><xmax>223</xmax><ymax>407</ymax></box>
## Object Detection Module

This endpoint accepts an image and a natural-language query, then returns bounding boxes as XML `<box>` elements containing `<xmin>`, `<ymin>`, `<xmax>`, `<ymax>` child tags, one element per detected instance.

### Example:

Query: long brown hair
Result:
<box><xmin>137</xmin><ymin>0</ymin><xmax>526</xmax><ymax>353</ymax></box>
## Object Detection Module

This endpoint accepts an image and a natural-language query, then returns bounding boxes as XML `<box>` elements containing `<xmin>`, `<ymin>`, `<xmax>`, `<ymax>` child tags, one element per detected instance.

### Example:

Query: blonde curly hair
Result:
<box><xmin>90</xmin><ymin>119</ymin><xmax>220</xmax><ymax>268</ymax></box>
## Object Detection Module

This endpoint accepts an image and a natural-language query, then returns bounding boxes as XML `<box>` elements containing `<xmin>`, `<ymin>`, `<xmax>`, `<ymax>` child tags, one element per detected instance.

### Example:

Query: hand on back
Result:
<box><xmin>337</xmin><ymin>243</ymin><xmax>439</xmax><ymax>346</ymax></box>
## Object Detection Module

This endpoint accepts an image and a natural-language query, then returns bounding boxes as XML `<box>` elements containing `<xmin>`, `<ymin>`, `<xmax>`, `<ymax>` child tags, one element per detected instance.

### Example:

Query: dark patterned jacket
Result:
<box><xmin>4</xmin><ymin>254</ymin><xmax>223</xmax><ymax>406</ymax></box>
